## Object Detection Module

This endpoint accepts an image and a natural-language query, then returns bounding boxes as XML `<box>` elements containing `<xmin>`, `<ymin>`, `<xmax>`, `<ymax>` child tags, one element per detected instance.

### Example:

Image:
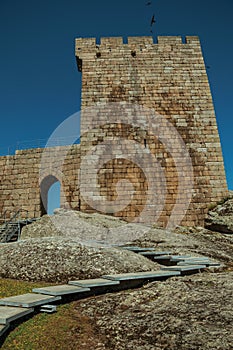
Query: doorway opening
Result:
<box><xmin>40</xmin><ymin>175</ymin><xmax>60</xmax><ymax>215</ymax></box>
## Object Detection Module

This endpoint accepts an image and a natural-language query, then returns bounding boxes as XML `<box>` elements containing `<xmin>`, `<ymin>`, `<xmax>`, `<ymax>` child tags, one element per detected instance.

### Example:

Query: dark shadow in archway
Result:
<box><xmin>40</xmin><ymin>175</ymin><xmax>60</xmax><ymax>215</ymax></box>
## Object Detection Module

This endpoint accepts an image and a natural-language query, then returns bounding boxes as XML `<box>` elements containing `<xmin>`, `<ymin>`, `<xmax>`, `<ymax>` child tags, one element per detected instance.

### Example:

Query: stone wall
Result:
<box><xmin>0</xmin><ymin>36</ymin><xmax>228</xmax><ymax>227</ymax></box>
<box><xmin>0</xmin><ymin>145</ymin><xmax>81</xmax><ymax>220</ymax></box>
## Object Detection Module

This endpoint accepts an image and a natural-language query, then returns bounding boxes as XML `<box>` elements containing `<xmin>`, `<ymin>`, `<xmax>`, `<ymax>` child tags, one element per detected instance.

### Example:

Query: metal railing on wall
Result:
<box><xmin>0</xmin><ymin>209</ymin><xmax>29</xmax><ymax>225</ymax></box>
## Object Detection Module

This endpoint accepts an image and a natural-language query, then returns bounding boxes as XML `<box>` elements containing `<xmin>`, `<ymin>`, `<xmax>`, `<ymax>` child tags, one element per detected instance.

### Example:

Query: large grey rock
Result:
<box><xmin>77</xmin><ymin>272</ymin><xmax>233</xmax><ymax>350</ymax></box>
<box><xmin>205</xmin><ymin>196</ymin><xmax>233</xmax><ymax>234</ymax></box>
<box><xmin>21</xmin><ymin>209</ymin><xmax>151</xmax><ymax>245</ymax></box>
<box><xmin>21</xmin><ymin>209</ymin><xmax>128</xmax><ymax>242</ymax></box>
<box><xmin>134</xmin><ymin>225</ymin><xmax>233</xmax><ymax>265</ymax></box>
<box><xmin>0</xmin><ymin>237</ymin><xmax>157</xmax><ymax>283</ymax></box>
<box><xmin>1</xmin><ymin>210</ymin><xmax>232</xmax><ymax>284</ymax></box>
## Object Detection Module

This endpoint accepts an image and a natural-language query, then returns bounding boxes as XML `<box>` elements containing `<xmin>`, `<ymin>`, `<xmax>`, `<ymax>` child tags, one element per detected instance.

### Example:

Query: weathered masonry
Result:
<box><xmin>76</xmin><ymin>36</ymin><xmax>228</xmax><ymax>227</ymax></box>
<box><xmin>0</xmin><ymin>145</ymin><xmax>81</xmax><ymax>220</ymax></box>
<box><xmin>0</xmin><ymin>36</ymin><xmax>228</xmax><ymax>227</ymax></box>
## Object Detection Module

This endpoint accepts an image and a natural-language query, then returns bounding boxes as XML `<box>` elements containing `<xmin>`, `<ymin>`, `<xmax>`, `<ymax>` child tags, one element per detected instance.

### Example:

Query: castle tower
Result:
<box><xmin>76</xmin><ymin>36</ymin><xmax>227</xmax><ymax>227</ymax></box>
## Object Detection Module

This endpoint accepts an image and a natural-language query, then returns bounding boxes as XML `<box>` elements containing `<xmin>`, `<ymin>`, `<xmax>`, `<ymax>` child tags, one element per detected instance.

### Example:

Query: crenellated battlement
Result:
<box><xmin>75</xmin><ymin>36</ymin><xmax>200</xmax><ymax>54</ymax></box>
<box><xmin>75</xmin><ymin>36</ymin><xmax>202</xmax><ymax>72</ymax></box>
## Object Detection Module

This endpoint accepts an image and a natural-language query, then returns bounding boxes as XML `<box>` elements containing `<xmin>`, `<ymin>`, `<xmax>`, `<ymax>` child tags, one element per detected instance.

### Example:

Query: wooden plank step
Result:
<box><xmin>120</xmin><ymin>246</ymin><xmax>156</xmax><ymax>253</ymax></box>
<box><xmin>102</xmin><ymin>270</ymin><xmax>181</xmax><ymax>281</ymax></box>
<box><xmin>0</xmin><ymin>323</ymin><xmax>9</xmax><ymax>337</ymax></box>
<box><xmin>32</xmin><ymin>284</ymin><xmax>90</xmax><ymax>296</ymax></box>
<box><xmin>169</xmin><ymin>255</ymin><xmax>192</xmax><ymax>261</ymax></box>
<box><xmin>40</xmin><ymin>305</ymin><xmax>57</xmax><ymax>313</ymax></box>
<box><xmin>153</xmin><ymin>255</ymin><xmax>173</xmax><ymax>260</ymax></box>
<box><xmin>0</xmin><ymin>306</ymin><xmax>33</xmax><ymax>324</ymax></box>
<box><xmin>139</xmin><ymin>251</ymin><xmax>171</xmax><ymax>257</ymax></box>
<box><xmin>170</xmin><ymin>256</ymin><xmax>209</xmax><ymax>262</ymax></box>
<box><xmin>0</xmin><ymin>293</ymin><xmax>61</xmax><ymax>308</ymax></box>
<box><xmin>177</xmin><ymin>261</ymin><xmax>220</xmax><ymax>267</ymax></box>
<box><xmin>161</xmin><ymin>265</ymin><xmax>206</xmax><ymax>274</ymax></box>
<box><xmin>153</xmin><ymin>255</ymin><xmax>192</xmax><ymax>265</ymax></box>
<box><xmin>153</xmin><ymin>255</ymin><xmax>176</xmax><ymax>265</ymax></box>
<box><xmin>69</xmin><ymin>278</ymin><xmax>120</xmax><ymax>288</ymax></box>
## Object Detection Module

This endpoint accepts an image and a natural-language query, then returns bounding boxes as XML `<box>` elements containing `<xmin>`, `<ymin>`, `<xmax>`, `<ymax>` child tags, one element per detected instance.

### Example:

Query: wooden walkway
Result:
<box><xmin>0</xmin><ymin>246</ymin><xmax>221</xmax><ymax>343</ymax></box>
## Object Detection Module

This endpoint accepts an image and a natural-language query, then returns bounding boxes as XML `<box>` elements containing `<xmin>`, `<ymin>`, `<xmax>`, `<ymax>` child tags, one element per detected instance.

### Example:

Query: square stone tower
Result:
<box><xmin>75</xmin><ymin>36</ymin><xmax>228</xmax><ymax>227</ymax></box>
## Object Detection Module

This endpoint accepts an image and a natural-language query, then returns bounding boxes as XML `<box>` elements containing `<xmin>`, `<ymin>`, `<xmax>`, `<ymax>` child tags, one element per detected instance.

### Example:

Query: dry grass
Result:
<box><xmin>0</xmin><ymin>278</ymin><xmax>52</xmax><ymax>298</ymax></box>
<box><xmin>0</xmin><ymin>278</ymin><xmax>107</xmax><ymax>350</ymax></box>
<box><xmin>2</xmin><ymin>303</ymin><xmax>107</xmax><ymax>350</ymax></box>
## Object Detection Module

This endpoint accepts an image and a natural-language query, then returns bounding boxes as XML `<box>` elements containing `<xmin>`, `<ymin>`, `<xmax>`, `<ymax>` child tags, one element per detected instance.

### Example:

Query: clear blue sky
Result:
<box><xmin>0</xmin><ymin>0</ymin><xmax>233</xmax><ymax>192</ymax></box>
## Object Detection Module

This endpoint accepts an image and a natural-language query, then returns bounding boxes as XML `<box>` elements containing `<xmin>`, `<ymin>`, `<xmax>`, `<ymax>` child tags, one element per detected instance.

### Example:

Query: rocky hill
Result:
<box><xmin>0</xmin><ymin>200</ymin><xmax>232</xmax><ymax>349</ymax></box>
<box><xmin>76</xmin><ymin>271</ymin><xmax>233</xmax><ymax>350</ymax></box>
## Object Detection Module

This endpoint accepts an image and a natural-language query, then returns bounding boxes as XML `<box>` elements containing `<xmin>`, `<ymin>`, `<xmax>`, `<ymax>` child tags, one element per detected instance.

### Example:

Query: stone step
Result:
<box><xmin>0</xmin><ymin>293</ymin><xmax>61</xmax><ymax>308</ymax></box>
<box><xmin>32</xmin><ymin>284</ymin><xmax>90</xmax><ymax>296</ymax></box>
<box><xmin>0</xmin><ymin>306</ymin><xmax>33</xmax><ymax>324</ymax></box>
<box><xmin>102</xmin><ymin>270</ymin><xmax>181</xmax><ymax>282</ymax></box>
<box><xmin>69</xmin><ymin>278</ymin><xmax>120</xmax><ymax>288</ymax></box>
